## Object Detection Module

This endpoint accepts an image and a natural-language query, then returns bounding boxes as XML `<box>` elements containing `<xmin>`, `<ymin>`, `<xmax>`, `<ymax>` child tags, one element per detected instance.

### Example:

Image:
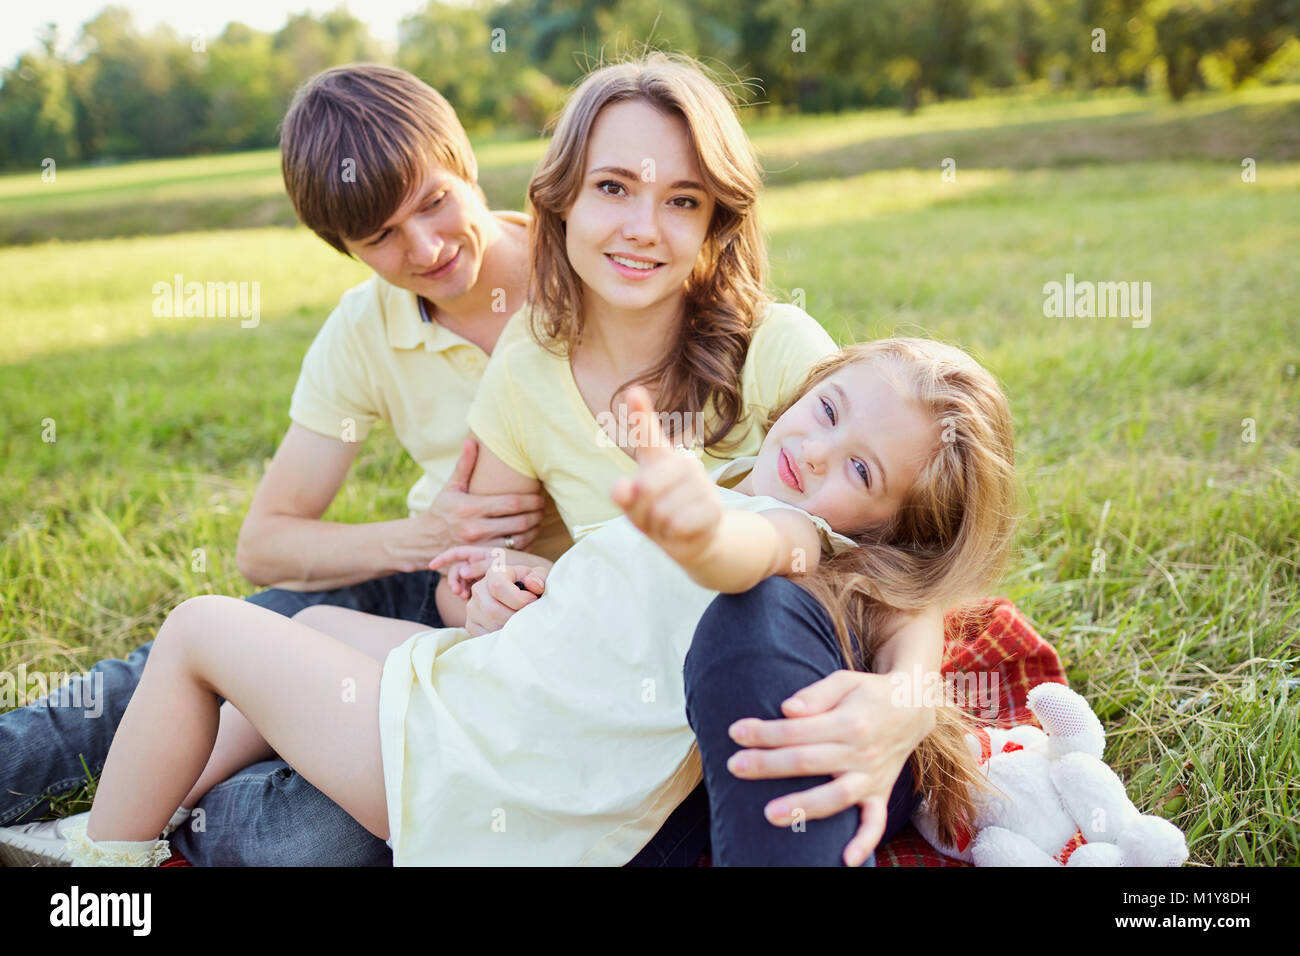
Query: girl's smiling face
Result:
<box><xmin>563</xmin><ymin>98</ymin><xmax>715</xmax><ymax>317</ymax></box>
<box><xmin>750</xmin><ymin>360</ymin><xmax>940</xmax><ymax>535</ymax></box>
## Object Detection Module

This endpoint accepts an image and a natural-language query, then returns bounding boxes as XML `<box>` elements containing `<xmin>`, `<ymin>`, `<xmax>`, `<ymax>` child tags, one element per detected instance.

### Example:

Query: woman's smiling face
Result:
<box><xmin>751</xmin><ymin>360</ymin><xmax>941</xmax><ymax>535</ymax></box>
<box><xmin>563</xmin><ymin>98</ymin><xmax>715</xmax><ymax>317</ymax></box>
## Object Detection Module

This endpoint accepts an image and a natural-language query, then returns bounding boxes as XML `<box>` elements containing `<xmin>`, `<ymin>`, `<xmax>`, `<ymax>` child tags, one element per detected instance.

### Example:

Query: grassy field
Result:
<box><xmin>1</xmin><ymin>84</ymin><xmax>1297</xmax><ymax>865</ymax></box>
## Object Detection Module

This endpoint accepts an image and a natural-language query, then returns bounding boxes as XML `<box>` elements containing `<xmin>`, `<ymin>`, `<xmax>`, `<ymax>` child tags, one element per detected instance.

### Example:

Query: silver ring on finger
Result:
<box><xmin>505</xmin><ymin>535</ymin><xmax>515</xmax><ymax>549</ymax></box>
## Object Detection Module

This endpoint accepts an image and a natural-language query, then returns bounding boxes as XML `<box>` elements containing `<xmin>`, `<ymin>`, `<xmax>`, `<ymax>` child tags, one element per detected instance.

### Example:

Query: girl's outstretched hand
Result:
<box><xmin>609</xmin><ymin>387</ymin><xmax>722</xmax><ymax>569</ymax></box>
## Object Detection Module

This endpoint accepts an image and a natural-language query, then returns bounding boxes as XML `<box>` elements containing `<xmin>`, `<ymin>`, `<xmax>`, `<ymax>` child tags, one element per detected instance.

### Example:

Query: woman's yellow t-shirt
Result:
<box><xmin>466</xmin><ymin>302</ymin><xmax>837</xmax><ymax>540</ymax></box>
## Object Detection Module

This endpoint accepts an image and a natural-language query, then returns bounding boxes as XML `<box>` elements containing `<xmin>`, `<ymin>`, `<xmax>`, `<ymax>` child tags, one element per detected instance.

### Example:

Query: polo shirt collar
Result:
<box><xmin>380</xmin><ymin>211</ymin><xmax>529</xmax><ymax>353</ymax></box>
<box><xmin>382</xmin><ymin>282</ymin><xmax>474</xmax><ymax>353</ymax></box>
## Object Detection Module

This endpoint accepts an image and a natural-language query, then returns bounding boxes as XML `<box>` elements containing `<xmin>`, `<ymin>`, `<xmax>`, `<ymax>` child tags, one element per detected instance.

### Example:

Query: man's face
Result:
<box><xmin>342</xmin><ymin>163</ymin><xmax>493</xmax><ymax>302</ymax></box>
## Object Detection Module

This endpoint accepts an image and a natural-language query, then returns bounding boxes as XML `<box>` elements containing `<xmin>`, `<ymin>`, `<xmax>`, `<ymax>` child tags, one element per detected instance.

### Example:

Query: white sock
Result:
<box><xmin>64</xmin><ymin>823</ymin><xmax>171</xmax><ymax>867</ymax></box>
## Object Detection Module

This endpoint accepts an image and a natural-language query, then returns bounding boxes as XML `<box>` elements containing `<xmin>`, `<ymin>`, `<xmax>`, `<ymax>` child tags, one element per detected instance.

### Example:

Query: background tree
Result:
<box><xmin>1</xmin><ymin>0</ymin><xmax>1297</xmax><ymax>169</ymax></box>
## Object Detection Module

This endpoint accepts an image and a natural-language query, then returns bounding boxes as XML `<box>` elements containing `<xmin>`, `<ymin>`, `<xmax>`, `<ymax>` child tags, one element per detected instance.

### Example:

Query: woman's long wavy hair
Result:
<box><xmin>770</xmin><ymin>338</ymin><xmax>1020</xmax><ymax>848</ymax></box>
<box><xmin>527</xmin><ymin>53</ymin><xmax>768</xmax><ymax>451</ymax></box>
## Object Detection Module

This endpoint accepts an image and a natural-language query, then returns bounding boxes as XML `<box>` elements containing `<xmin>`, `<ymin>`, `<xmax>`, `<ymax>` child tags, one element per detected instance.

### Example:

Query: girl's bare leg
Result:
<box><xmin>180</xmin><ymin>606</ymin><xmax>429</xmax><ymax>809</ymax></box>
<box><xmin>87</xmin><ymin>596</ymin><xmax>403</xmax><ymax>843</ymax></box>
<box><xmin>180</xmin><ymin>704</ymin><xmax>278</xmax><ymax>810</ymax></box>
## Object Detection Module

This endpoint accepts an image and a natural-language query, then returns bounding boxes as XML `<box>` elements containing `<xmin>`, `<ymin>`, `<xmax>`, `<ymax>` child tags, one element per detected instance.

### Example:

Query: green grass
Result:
<box><xmin>2</xmin><ymin>85</ymin><xmax>1297</xmax><ymax>865</ymax></box>
<box><xmin>3</xmin><ymin>83</ymin><xmax>1298</xmax><ymax>245</ymax></box>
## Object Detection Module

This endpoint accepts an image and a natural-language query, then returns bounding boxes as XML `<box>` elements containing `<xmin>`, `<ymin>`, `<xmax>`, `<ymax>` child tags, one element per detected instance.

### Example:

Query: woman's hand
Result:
<box><xmin>610</xmin><ymin>387</ymin><xmax>722</xmax><ymax>568</ymax></box>
<box><xmin>724</xmin><ymin>669</ymin><xmax>936</xmax><ymax>866</ymax></box>
<box><xmin>464</xmin><ymin>565</ymin><xmax>549</xmax><ymax>636</ymax></box>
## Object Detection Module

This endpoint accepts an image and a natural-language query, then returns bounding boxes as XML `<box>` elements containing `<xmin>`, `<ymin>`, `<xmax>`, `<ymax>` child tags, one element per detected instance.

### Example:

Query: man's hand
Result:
<box><xmin>464</xmin><ymin>565</ymin><xmax>549</xmax><ymax>636</ymax></box>
<box><xmin>723</xmin><ymin>670</ymin><xmax>936</xmax><ymax>866</ymax></box>
<box><xmin>418</xmin><ymin>438</ymin><xmax>547</xmax><ymax>558</ymax></box>
<box><xmin>609</xmin><ymin>387</ymin><xmax>722</xmax><ymax>569</ymax></box>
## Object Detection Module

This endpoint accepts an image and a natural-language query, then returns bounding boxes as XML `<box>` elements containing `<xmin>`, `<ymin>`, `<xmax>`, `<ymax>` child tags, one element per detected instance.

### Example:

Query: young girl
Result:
<box><xmin>683</xmin><ymin>336</ymin><xmax>1020</xmax><ymax>864</ymax></box>
<box><xmin>64</xmin><ymin>333</ymin><xmax>1016</xmax><ymax>865</ymax></box>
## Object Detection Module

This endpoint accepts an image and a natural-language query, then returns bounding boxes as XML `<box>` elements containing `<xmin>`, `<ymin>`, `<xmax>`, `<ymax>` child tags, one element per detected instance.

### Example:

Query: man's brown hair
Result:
<box><xmin>280</xmin><ymin>64</ymin><xmax>478</xmax><ymax>255</ymax></box>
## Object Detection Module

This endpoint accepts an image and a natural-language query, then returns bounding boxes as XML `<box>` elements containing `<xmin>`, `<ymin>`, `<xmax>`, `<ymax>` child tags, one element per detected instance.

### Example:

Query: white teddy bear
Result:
<box><xmin>911</xmin><ymin>682</ymin><xmax>1189</xmax><ymax>866</ymax></box>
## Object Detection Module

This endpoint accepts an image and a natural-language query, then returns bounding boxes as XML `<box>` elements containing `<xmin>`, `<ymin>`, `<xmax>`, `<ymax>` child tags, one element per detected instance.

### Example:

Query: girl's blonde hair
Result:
<box><xmin>527</xmin><ymin>52</ymin><xmax>767</xmax><ymax>451</ymax></box>
<box><xmin>770</xmin><ymin>338</ymin><xmax>1019</xmax><ymax>847</ymax></box>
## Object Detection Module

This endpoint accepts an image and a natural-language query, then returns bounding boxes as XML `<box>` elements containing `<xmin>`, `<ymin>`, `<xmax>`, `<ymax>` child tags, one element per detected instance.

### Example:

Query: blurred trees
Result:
<box><xmin>0</xmin><ymin>27</ymin><xmax>78</xmax><ymax>165</ymax></box>
<box><xmin>397</xmin><ymin>0</ymin><xmax>565</xmax><ymax>131</ymax></box>
<box><xmin>1</xmin><ymin>0</ymin><xmax>1297</xmax><ymax>169</ymax></box>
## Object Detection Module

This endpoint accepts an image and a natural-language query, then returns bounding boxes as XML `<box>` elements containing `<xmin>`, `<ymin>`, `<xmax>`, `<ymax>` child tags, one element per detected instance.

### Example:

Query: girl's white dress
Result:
<box><xmin>377</xmin><ymin>456</ymin><xmax>857</xmax><ymax>865</ymax></box>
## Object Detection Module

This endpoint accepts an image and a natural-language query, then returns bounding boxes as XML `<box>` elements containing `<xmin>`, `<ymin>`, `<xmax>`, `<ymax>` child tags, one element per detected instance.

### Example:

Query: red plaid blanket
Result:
<box><xmin>875</xmin><ymin>596</ymin><xmax>1067</xmax><ymax>867</ymax></box>
<box><xmin>162</xmin><ymin>596</ymin><xmax>1063</xmax><ymax>868</ymax></box>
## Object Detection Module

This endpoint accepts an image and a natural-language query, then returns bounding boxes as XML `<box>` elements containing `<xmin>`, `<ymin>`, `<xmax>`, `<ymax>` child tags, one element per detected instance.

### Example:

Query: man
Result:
<box><xmin>0</xmin><ymin>64</ymin><xmax>713</xmax><ymax>867</ymax></box>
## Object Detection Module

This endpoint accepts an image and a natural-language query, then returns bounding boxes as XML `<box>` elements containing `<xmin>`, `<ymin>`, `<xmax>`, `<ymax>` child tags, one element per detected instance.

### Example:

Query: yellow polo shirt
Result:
<box><xmin>288</xmin><ymin>212</ymin><xmax>573</xmax><ymax>561</ymax></box>
<box><xmin>466</xmin><ymin>302</ymin><xmax>838</xmax><ymax>539</ymax></box>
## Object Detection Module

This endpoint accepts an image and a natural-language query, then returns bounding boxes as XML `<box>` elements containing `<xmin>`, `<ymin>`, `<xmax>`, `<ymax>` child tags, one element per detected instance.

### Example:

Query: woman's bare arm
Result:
<box><xmin>433</xmin><ymin>431</ymin><xmax>542</xmax><ymax>625</ymax></box>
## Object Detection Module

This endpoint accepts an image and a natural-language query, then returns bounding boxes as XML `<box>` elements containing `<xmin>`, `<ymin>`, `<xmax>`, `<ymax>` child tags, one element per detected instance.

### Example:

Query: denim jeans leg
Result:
<box><xmin>0</xmin><ymin>641</ymin><xmax>154</xmax><ymax>826</ymax></box>
<box><xmin>624</xmin><ymin>781</ymin><xmax>711</xmax><ymax>867</ymax></box>
<box><xmin>242</xmin><ymin>570</ymin><xmax>444</xmax><ymax>627</ymax></box>
<box><xmin>684</xmin><ymin>577</ymin><xmax>924</xmax><ymax>866</ymax></box>
<box><xmin>170</xmin><ymin>760</ymin><xmax>392</xmax><ymax>866</ymax></box>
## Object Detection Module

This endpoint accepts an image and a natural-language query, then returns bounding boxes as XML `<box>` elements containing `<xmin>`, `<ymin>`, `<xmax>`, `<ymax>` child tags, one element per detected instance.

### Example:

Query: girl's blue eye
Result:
<box><xmin>822</xmin><ymin>396</ymin><xmax>870</xmax><ymax>489</ymax></box>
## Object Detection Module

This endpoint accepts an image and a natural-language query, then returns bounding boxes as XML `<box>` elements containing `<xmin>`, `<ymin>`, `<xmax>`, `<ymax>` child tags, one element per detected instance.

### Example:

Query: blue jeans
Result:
<box><xmin>681</xmin><ymin>577</ymin><xmax>924</xmax><ymax>866</ymax></box>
